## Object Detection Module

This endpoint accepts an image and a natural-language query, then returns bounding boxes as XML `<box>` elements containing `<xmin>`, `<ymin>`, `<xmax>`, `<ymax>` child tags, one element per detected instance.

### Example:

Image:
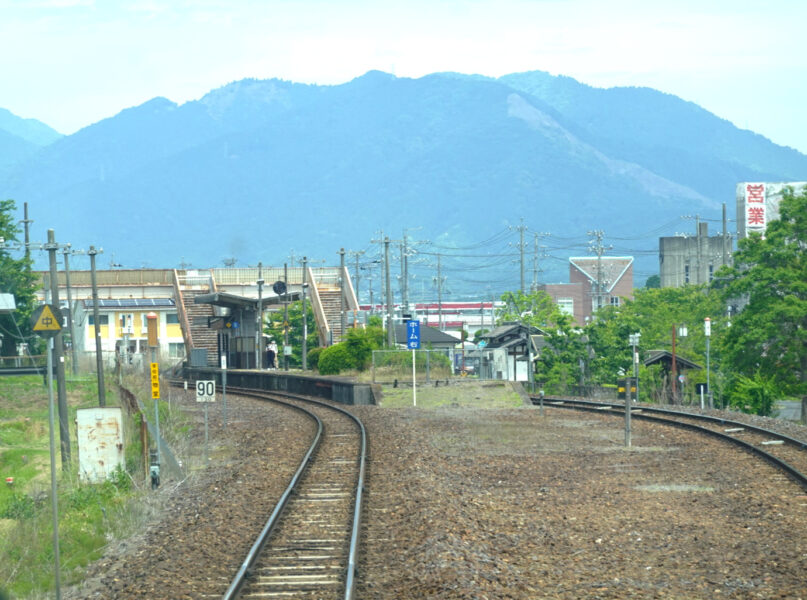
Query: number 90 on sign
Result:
<box><xmin>196</xmin><ymin>380</ymin><xmax>216</xmax><ymax>403</ymax></box>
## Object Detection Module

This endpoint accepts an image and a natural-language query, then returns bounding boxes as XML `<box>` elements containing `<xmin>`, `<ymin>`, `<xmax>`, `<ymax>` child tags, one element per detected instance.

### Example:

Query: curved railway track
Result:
<box><xmin>220</xmin><ymin>387</ymin><xmax>366</xmax><ymax>600</ymax></box>
<box><xmin>534</xmin><ymin>395</ymin><xmax>807</xmax><ymax>492</ymax></box>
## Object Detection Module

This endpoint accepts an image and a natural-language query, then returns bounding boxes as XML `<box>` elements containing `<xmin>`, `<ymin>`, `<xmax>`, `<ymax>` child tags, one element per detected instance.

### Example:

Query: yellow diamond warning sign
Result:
<box><xmin>30</xmin><ymin>304</ymin><xmax>63</xmax><ymax>337</ymax></box>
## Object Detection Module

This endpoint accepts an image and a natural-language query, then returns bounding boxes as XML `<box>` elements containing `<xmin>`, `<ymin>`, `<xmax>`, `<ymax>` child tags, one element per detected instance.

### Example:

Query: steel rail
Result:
<box><xmin>220</xmin><ymin>386</ymin><xmax>366</xmax><ymax>600</ymax></box>
<box><xmin>221</xmin><ymin>392</ymin><xmax>324</xmax><ymax>600</ymax></box>
<box><xmin>540</xmin><ymin>397</ymin><xmax>807</xmax><ymax>450</ymax></box>
<box><xmin>0</xmin><ymin>366</ymin><xmax>51</xmax><ymax>376</ymax></box>
<box><xmin>535</xmin><ymin>396</ymin><xmax>807</xmax><ymax>492</ymax></box>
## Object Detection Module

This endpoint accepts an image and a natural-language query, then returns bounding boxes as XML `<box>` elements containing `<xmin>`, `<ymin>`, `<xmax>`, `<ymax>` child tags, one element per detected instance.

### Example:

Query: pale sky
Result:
<box><xmin>1</xmin><ymin>0</ymin><xmax>806</xmax><ymax>153</ymax></box>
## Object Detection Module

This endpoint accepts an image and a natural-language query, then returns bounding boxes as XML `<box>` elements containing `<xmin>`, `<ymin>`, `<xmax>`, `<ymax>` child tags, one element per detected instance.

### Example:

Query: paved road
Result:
<box><xmin>776</xmin><ymin>400</ymin><xmax>803</xmax><ymax>421</ymax></box>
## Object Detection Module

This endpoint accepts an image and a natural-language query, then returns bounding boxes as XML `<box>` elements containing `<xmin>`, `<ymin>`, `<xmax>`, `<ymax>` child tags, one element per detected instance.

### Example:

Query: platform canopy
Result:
<box><xmin>193</xmin><ymin>291</ymin><xmax>301</xmax><ymax>309</ymax></box>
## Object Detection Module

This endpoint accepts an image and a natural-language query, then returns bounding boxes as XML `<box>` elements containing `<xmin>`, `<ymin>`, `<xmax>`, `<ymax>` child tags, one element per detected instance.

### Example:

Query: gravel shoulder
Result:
<box><xmin>63</xmin><ymin>385</ymin><xmax>807</xmax><ymax>599</ymax></box>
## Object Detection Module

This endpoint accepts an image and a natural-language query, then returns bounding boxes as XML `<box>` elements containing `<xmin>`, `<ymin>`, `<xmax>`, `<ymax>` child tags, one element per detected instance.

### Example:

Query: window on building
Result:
<box><xmin>557</xmin><ymin>298</ymin><xmax>574</xmax><ymax>316</ymax></box>
<box><xmin>708</xmin><ymin>264</ymin><xmax>714</xmax><ymax>282</ymax></box>
<box><xmin>168</xmin><ymin>342</ymin><xmax>185</xmax><ymax>358</ymax></box>
<box><xmin>166</xmin><ymin>312</ymin><xmax>179</xmax><ymax>324</ymax></box>
<box><xmin>88</xmin><ymin>315</ymin><xmax>108</xmax><ymax>326</ymax></box>
<box><xmin>684</xmin><ymin>265</ymin><xmax>690</xmax><ymax>284</ymax></box>
<box><xmin>610</xmin><ymin>296</ymin><xmax>620</xmax><ymax>307</ymax></box>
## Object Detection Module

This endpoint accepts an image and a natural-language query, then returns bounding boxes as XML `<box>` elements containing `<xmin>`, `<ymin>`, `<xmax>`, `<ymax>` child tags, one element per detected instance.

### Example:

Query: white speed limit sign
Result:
<box><xmin>196</xmin><ymin>380</ymin><xmax>216</xmax><ymax>403</ymax></box>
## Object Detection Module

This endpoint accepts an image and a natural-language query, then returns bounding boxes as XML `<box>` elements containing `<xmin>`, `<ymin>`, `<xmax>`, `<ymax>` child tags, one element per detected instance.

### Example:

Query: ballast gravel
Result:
<box><xmin>65</xmin><ymin>393</ymin><xmax>807</xmax><ymax>599</ymax></box>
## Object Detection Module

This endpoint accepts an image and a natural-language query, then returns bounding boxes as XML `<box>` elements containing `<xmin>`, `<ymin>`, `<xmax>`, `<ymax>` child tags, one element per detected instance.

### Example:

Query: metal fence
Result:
<box><xmin>371</xmin><ymin>349</ymin><xmax>454</xmax><ymax>384</ymax></box>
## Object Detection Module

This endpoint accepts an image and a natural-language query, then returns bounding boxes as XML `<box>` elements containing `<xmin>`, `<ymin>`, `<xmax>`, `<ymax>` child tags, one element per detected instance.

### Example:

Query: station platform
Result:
<box><xmin>183</xmin><ymin>366</ymin><xmax>378</xmax><ymax>406</ymax></box>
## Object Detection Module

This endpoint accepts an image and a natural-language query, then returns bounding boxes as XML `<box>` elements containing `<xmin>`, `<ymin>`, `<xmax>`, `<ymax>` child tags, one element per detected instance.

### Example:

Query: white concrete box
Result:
<box><xmin>77</xmin><ymin>407</ymin><xmax>125</xmax><ymax>483</ymax></box>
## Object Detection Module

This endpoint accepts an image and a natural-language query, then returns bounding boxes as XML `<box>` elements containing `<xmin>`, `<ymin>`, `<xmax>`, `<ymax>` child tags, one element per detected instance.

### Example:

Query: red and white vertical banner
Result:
<box><xmin>745</xmin><ymin>182</ymin><xmax>766</xmax><ymax>236</ymax></box>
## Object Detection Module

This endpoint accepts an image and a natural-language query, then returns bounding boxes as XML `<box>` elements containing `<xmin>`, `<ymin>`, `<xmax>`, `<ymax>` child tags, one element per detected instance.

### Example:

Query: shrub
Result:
<box><xmin>728</xmin><ymin>372</ymin><xmax>779</xmax><ymax>416</ymax></box>
<box><xmin>0</xmin><ymin>493</ymin><xmax>37</xmax><ymax>520</ymax></box>
<box><xmin>307</xmin><ymin>347</ymin><xmax>323</xmax><ymax>370</ymax></box>
<box><xmin>318</xmin><ymin>344</ymin><xmax>353</xmax><ymax>375</ymax></box>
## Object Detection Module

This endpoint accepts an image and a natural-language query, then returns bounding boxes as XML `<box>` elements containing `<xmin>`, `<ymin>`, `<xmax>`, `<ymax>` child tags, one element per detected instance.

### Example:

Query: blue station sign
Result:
<box><xmin>406</xmin><ymin>320</ymin><xmax>421</xmax><ymax>350</ymax></box>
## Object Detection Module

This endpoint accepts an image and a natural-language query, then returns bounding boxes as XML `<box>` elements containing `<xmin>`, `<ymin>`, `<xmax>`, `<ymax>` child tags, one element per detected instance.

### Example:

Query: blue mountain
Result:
<box><xmin>1</xmin><ymin>71</ymin><xmax>805</xmax><ymax>294</ymax></box>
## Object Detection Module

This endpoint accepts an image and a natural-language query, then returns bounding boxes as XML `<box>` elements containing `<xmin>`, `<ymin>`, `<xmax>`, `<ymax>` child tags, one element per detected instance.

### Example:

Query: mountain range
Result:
<box><xmin>1</xmin><ymin>70</ymin><xmax>806</xmax><ymax>297</ymax></box>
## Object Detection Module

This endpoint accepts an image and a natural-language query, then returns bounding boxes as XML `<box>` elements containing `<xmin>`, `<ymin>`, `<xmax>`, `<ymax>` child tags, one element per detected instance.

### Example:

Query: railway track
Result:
<box><xmin>534</xmin><ymin>395</ymin><xmax>807</xmax><ymax>491</ymax></box>
<box><xmin>0</xmin><ymin>365</ymin><xmax>50</xmax><ymax>376</ymax></box>
<box><xmin>221</xmin><ymin>387</ymin><xmax>366</xmax><ymax>600</ymax></box>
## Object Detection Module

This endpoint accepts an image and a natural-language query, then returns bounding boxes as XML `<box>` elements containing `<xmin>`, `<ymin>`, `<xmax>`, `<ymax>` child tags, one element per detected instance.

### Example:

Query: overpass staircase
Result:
<box><xmin>173</xmin><ymin>270</ymin><xmax>218</xmax><ymax>366</ymax></box>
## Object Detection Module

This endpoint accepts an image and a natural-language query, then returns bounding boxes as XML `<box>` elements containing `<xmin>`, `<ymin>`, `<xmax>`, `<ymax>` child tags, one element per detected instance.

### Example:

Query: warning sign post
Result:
<box><xmin>30</xmin><ymin>304</ymin><xmax>63</xmax><ymax>338</ymax></box>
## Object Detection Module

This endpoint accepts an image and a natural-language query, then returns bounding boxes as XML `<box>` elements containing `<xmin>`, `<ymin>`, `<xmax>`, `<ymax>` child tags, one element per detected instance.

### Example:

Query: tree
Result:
<box><xmin>0</xmin><ymin>200</ymin><xmax>39</xmax><ymax>357</ymax></box>
<box><xmin>263</xmin><ymin>301</ymin><xmax>318</xmax><ymax>368</ymax></box>
<box><xmin>645</xmin><ymin>274</ymin><xmax>660</xmax><ymax>288</ymax></box>
<box><xmin>585</xmin><ymin>285</ymin><xmax>724</xmax><ymax>399</ymax></box>
<box><xmin>497</xmin><ymin>289</ymin><xmax>569</xmax><ymax>330</ymax></box>
<box><xmin>716</xmin><ymin>186</ymin><xmax>807</xmax><ymax>409</ymax></box>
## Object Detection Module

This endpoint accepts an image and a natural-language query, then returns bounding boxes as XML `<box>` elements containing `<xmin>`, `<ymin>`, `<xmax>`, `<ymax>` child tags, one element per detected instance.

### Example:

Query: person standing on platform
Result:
<box><xmin>267</xmin><ymin>339</ymin><xmax>277</xmax><ymax>369</ymax></box>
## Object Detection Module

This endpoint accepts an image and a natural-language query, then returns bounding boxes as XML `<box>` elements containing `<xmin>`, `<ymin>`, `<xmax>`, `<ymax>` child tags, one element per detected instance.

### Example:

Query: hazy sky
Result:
<box><xmin>2</xmin><ymin>0</ymin><xmax>805</xmax><ymax>153</ymax></box>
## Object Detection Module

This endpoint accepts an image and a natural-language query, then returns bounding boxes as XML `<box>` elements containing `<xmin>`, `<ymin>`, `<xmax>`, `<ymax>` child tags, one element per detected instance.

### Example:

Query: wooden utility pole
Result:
<box><xmin>385</xmin><ymin>238</ymin><xmax>394</xmax><ymax>347</ymax></box>
<box><xmin>46</xmin><ymin>230</ymin><xmax>70</xmax><ymax>469</ymax></box>
<box><xmin>89</xmin><ymin>246</ymin><xmax>106</xmax><ymax>407</ymax></box>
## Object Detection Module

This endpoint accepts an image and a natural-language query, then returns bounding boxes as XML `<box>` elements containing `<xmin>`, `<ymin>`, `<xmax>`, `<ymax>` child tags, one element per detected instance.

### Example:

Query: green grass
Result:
<box><xmin>379</xmin><ymin>379</ymin><xmax>525</xmax><ymax>409</ymax></box>
<box><xmin>0</xmin><ymin>374</ymin><xmax>163</xmax><ymax>598</ymax></box>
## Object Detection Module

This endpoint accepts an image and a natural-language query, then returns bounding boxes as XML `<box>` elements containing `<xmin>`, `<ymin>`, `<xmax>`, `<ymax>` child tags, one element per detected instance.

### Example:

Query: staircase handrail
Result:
<box><xmin>341</xmin><ymin>265</ymin><xmax>360</xmax><ymax>313</ymax></box>
<box><xmin>306</xmin><ymin>266</ymin><xmax>330</xmax><ymax>345</ymax></box>
<box><xmin>172</xmin><ymin>269</ymin><xmax>194</xmax><ymax>353</ymax></box>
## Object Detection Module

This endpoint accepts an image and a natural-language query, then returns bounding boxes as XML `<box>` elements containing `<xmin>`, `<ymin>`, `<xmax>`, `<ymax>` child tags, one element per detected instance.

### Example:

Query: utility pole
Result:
<box><xmin>256</xmin><ymin>262</ymin><xmax>264</xmax><ymax>369</ymax></box>
<box><xmin>385</xmin><ymin>237</ymin><xmax>394</xmax><ymax>347</ymax></box>
<box><xmin>22</xmin><ymin>202</ymin><xmax>32</xmax><ymax>262</ymax></box>
<box><xmin>399</xmin><ymin>239</ymin><xmax>407</xmax><ymax>313</ymax></box>
<box><xmin>283</xmin><ymin>263</ymin><xmax>289</xmax><ymax>370</ymax></box>
<box><xmin>722</xmin><ymin>203</ymin><xmax>730</xmax><ymax>267</ymax></box>
<box><xmin>434</xmin><ymin>253</ymin><xmax>444</xmax><ymax>330</ymax></box>
<box><xmin>348</xmin><ymin>250</ymin><xmax>364</xmax><ymax>305</ymax></box>
<box><xmin>46</xmin><ymin>230</ymin><xmax>70</xmax><ymax>469</ymax></box>
<box><xmin>530</xmin><ymin>233</ymin><xmax>549</xmax><ymax>291</ymax></box>
<box><xmin>302</xmin><ymin>257</ymin><xmax>308</xmax><ymax>370</ymax></box>
<box><xmin>695</xmin><ymin>214</ymin><xmax>703</xmax><ymax>284</ymax></box>
<box><xmin>587</xmin><ymin>230</ymin><xmax>611</xmax><ymax>312</ymax></box>
<box><xmin>705</xmin><ymin>317</ymin><xmax>712</xmax><ymax>409</ymax></box>
<box><xmin>339</xmin><ymin>248</ymin><xmax>346</xmax><ymax>339</ymax></box>
<box><xmin>62</xmin><ymin>245</ymin><xmax>79</xmax><ymax>375</ymax></box>
<box><xmin>510</xmin><ymin>218</ymin><xmax>528</xmax><ymax>293</ymax></box>
<box><xmin>89</xmin><ymin>246</ymin><xmax>106</xmax><ymax>407</ymax></box>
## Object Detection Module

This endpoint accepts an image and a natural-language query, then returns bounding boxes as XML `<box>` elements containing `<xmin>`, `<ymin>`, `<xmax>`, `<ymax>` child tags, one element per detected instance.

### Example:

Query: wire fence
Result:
<box><xmin>371</xmin><ymin>349</ymin><xmax>455</xmax><ymax>384</ymax></box>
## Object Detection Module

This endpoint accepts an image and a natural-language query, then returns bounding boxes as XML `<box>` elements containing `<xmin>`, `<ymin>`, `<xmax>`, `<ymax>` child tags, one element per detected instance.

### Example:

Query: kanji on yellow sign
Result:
<box><xmin>31</xmin><ymin>304</ymin><xmax>63</xmax><ymax>332</ymax></box>
<box><xmin>150</xmin><ymin>362</ymin><xmax>160</xmax><ymax>399</ymax></box>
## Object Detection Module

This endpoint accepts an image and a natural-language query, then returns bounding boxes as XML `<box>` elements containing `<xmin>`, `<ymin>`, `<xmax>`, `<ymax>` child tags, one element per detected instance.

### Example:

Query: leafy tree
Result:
<box><xmin>645</xmin><ymin>274</ymin><xmax>660</xmax><ymax>288</ymax></box>
<box><xmin>585</xmin><ymin>285</ymin><xmax>725</xmax><ymax>399</ymax></box>
<box><xmin>0</xmin><ymin>200</ymin><xmax>39</xmax><ymax>356</ymax></box>
<box><xmin>716</xmin><ymin>186</ymin><xmax>807</xmax><ymax>406</ymax></box>
<box><xmin>497</xmin><ymin>289</ymin><xmax>569</xmax><ymax>330</ymax></box>
<box><xmin>263</xmin><ymin>301</ymin><xmax>318</xmax><ymax>368</ymax></box>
